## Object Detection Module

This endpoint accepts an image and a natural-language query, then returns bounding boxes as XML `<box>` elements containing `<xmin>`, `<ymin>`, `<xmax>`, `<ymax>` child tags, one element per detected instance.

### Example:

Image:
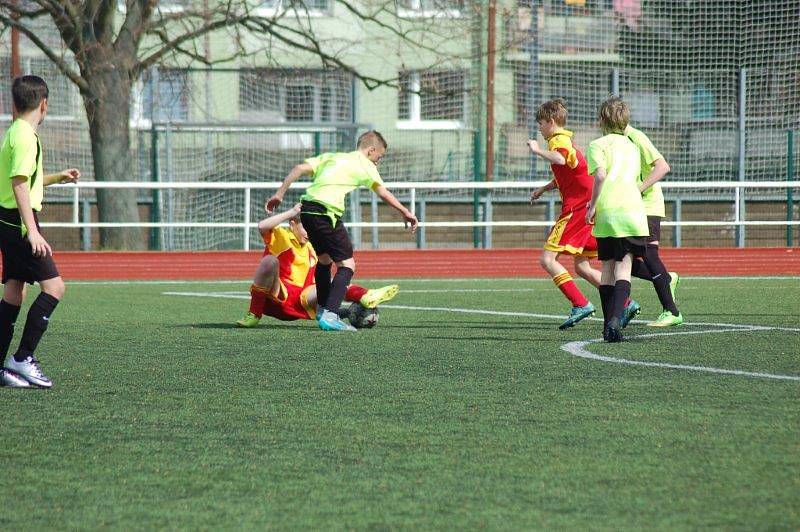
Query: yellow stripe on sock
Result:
<box><xmin>552</xmin><ymin>273</ymin><xmax>573</xmax><ymax>287</ymax></box>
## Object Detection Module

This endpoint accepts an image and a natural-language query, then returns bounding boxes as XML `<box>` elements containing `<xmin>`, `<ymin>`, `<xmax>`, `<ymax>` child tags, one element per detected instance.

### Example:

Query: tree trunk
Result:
<box><xmin>83</xmin><ymin>73</ymin><xmax>144</xmax><ymax>250</ymax></box>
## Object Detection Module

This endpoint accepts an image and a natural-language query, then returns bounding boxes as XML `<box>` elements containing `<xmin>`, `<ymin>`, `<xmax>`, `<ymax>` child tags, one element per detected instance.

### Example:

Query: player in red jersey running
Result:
<box><xmin>528</xmin><ymin>99</ymin><xmax>638</xmax><ymax>329</ymax></box>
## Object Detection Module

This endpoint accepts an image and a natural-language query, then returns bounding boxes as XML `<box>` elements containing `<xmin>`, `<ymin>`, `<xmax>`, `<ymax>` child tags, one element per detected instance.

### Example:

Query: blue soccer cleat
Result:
<box><xmin>558</xmin><ymin>302</ymin><xmax>595</xmax><ymax>330</ymax></box>
<box><xmin>317</xmin><ymin>309</ymin><xmax>357</xmax><ymax>332</ymax></box>
<box><xmin>620</xmin><ymin>299</ymin><xmax>641</xmax><ymax>329</ymax></box>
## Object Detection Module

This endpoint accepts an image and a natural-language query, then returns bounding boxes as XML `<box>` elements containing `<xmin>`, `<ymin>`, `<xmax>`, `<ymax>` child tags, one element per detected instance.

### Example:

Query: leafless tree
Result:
<box><xmin>0</xmin><ymin>0</ymin><xmax>478</xmax><ymax>249</ymax></box>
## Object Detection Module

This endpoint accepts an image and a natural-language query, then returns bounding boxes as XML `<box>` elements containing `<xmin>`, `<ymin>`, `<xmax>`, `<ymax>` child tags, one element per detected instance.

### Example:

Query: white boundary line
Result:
<box><xmin>162</xmin><ymin>291</ymin><xmax>800</xmax><ymax>382</ymax></box>
<box><xmin>70</xmin><ymin>275</ymin><xmax>800</xmax><ymax>285</ymax></box>
<box><xmin>561</xmin><ymin>330</ymin><xmax>800</xmax><ymax>382</ymax></box>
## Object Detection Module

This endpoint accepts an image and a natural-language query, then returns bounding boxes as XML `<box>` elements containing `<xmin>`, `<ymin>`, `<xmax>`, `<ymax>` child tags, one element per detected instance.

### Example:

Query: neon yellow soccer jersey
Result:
<box><xmin>626</xmin><ymin>125</ymin><xmax>665</xmax><ymax>218</ymax></box>
<box><xmin>0</xmin><ymin>119</ymin><xmax>44</xmax><ymax>212</ymax></box>
<box><xmin>586</xmin><ymin>133</ymin><xmax>648</xmax><ymax>238</ymax></box>
<box><xmin>301</xmin><ymin>151</ymin><xmax>384</xmax><ymax>219</ymax></box>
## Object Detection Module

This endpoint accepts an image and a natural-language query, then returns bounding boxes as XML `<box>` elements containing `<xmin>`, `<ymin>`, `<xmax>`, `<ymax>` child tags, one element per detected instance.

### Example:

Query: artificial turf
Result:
<box><xmin>2</xmin><ymin>277</ymin><xmax>798</xmax><ymax>529</ymax></box>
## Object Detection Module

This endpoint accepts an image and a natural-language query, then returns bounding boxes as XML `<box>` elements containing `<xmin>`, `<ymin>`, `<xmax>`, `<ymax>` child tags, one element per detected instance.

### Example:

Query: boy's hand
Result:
<box><xmin>290</xmin><ymin>203</ymin><xmax>301</xmax><ymax>216</ymax></box>
<box><xmin>28</xmin><ymin>231</ymin><xmax>52</xmax><ymax>258</ymax></box>
<box><xmin>265</xmin><ymin>194</ymin><xmax>283</xmax><ymax>213</ymax></box>
<box><xmin>526</xmin><ymin>139</ymin><xmax>541</xmax><ymax>154</ymax></box>
<box><xmin>530</xmin><ymin>187</ymin><xmax>546</xmax><ymax>203</ymax></box>
<box><xmin>585</xmin><ymin>204</ymin><xmax>596</xmax><ymax>225</ymax></box>
<box><xmin>57</xmin><ymin>168</ymin><xmax>81</xmax><ymax>184</ymax></box>
<box><xmin>403</xmin><ymin>211</ymin><xmax>419</xmax><ymax>234</ymax></box>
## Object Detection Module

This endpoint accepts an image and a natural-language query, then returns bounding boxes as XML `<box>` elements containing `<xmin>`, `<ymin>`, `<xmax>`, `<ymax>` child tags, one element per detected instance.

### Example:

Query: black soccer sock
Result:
<box><xmin>14</xmin><ymin>292</ymin><xmax>59</xmax><ymax>362</ymax></box>
<box><xmin>0</xmin><ymin>299</ymin><xmax>21</xmax><ymax>361</ymax></box>
<box><xmin>315</xmin><ymin>263</ymin><xmax>332</xmax><ymax>309</ymax></box>
<box><xmin>644</xmin><ymin>246</ymin><xmax>680</xmax><ymax>316</ymax></box>
<box><xmin>598</xmin><ymin>285</ymin><xmax>614</xmax><ymax>329</ymax></box>
<box><xmin>325</xmin><ymin>266</ymin><xmax>354</xmax><ymax>314</ymax></box>
<box><xmin>630</xmin><ymin>258</ymin><xmax>652</xmax><ymax>280</ymax></box>
<box><xmin>611</xmin><ymin>280</ymin><xmax>632</xmax><ymax>324</ymax></box>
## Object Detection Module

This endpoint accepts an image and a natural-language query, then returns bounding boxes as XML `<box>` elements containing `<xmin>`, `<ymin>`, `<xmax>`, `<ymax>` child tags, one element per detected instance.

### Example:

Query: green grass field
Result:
<box><xmin>3</xmin><ymin>277</ymin><xmax>799</xmax><ymax>529</ymax></box>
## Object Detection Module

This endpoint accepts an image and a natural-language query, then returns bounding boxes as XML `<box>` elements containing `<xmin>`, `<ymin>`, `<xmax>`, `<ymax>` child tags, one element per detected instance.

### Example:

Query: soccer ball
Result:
<box><xmin>347</xmin><ymin>303</ymin><xmax>379</xmax><ymax>329</ymax></box>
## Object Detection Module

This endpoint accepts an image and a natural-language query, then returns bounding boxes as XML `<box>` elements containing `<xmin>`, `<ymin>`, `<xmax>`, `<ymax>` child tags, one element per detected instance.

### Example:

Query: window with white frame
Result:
<box><xmin>239</xmin><ymin>70</ymin><xmax>352</xmax><ymax>123</ymax></box>
<box><xmin>397</xmin><ymin>0</ymin><xmax>463</xmax><ymax>17</ymax></box>
<box><xmin>257</xmin><ymin>0</ymin><xmax>331</xmax><ymax>15</ymax></box>
<box><xmin>132</xmin><ymin>68</ymin><xmax>189</xmax><ymax>125</ymax></box>
<box><xmin>398</xmin><ymin>70</ymin><xmax>466</xmax><ymax>126</ymax></box>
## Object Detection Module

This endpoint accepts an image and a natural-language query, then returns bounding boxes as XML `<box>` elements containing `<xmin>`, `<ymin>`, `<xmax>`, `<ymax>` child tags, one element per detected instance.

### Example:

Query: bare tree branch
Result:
<box><xmin>0</xmin><ymin>11</ymin><xmax>88</xmax><ymax>92</ymax></box>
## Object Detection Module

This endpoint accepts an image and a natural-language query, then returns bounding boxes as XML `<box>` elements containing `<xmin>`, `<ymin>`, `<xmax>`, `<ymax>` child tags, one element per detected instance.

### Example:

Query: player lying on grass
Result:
<box><xmin>236</xmin><ymin>204</ymin><xmax>398</xmax><ymax>328</ymax></box>
<box><xmin>625</xmin><ymin>124</ymin><xmax>683</xmax><ymax>327</ymax></box>
<box><xmin>528</xmin><ymin>99</ymin><xmax>640</xmax><ymax>330</ymax></box>
<box><xmin>266</xmin><ymin>131</ymin><xmax>417</xmax><ymax>331</ymax></box>
<box><xmin>585</xmin><ymin>97</ymin><xmax>648</xmax><ymax>343</ymax></box>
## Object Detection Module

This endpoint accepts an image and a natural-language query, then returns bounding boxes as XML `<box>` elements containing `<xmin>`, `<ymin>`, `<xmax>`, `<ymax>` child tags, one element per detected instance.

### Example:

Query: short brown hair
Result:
<box><xmin>598</xmin><ymin>97</ymin><xmax>630</xmax><ymax>134</ymax></box>
<box><xmin>12</xmin><ymin>75</ymin><xmax>48</xmax><ymax>113</ymax></box>
<box><xmin>357</xmin><ymin>130</ymin><xmax>387</xmax><ymax>150</ymax></box>
<box><xmin>535</xmin><ymin>99</ymin><xmax>568</xmax><ymax>126</ymax></box>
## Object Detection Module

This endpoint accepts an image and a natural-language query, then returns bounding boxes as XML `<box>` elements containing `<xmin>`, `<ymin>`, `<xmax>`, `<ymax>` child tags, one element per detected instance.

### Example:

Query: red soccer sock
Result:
<box><xmin>553</xmin><ymin>272</ymin><xmax>589</xmax><ymax>308</ymax></box>
<box><xmin>248</xmin><ymin>284</ymin><xmax>270</xmax><ymax>317</ymax></box>
<box><xmin>345</xmin><ymin>284</ymin><xmax>369</xmax><ymax>302</ymax></box>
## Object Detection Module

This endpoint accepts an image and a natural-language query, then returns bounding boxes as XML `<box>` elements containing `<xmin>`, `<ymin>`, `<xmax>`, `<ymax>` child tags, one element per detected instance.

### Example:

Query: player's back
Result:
<box><xmin>625</xmin><ymin>125</ymin><xmax>666</xmax><ymax>217</ymax></box>
<box><xmin>302</xmin><ymin>151</ymin><xmax>383</xmax><ymax>217</ymax></box>
<box><xmin>547</xmin><ymin>130</ymin><xmax>593</xmax><ymax>211</ymax></box>
<box><xmin>586</xmin><ymin>133</ymin><xmax>647</xmax><ymax>238</ymax></box>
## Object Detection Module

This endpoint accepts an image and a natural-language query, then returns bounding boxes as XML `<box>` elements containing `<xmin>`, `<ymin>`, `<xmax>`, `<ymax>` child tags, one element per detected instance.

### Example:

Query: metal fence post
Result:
<box><xmin>371</xmin><ymin>193</ymin><xmax>379</xmax><ymax>249</ymax></box>
<box><xmin>610</xmin><ymin>67</ymin><xmax>620</xmax><ymax>97</ymax></box>
<box><xmin>483</xmin><ymin>192</ymin><xmax>493</xmax><ymax>249</ymax></box>
<box><xmin>788</xmin><ymin>129</ymin><xmax>794</xmax><ymax>247</ymax></box>
<box><xmin>243</xmin><ymin>187</ymin><xmax>251</xmax><ymax>251</ymax></box>
<box><xmin>674</xmin><ymin>198</ymin><xmax>682</xmax><ymax>248</ymax></box>
<box><xmin>417</xmin><ymin>200</ymin><xmax>426</xmax><ymax>249</ymax></box>
<box><xmin>81</xmin><ymin>198</ymin><xmax>91</xmax><ymax>251</ymax></box>
<box><xmin>350</xmin><ymin>189</ymin><xmax>361</xmax><ymax>248</ymax></box>
<box><xmin>736</xmin><ymin>68</ymin><xmax>746</xmax><ymax>248</ymax></box>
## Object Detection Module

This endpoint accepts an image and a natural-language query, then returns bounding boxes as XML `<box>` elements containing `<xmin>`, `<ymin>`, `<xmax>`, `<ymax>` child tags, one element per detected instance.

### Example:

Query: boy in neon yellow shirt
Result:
<box><xmin>266</xmin><ymin>131</ymin><xmax>417</xmax><ymax>331</ymax></box>
<box><xmin>625</xmin><ymin>125</ymin><xmax>683</xmax><ymax>327</ymax></box>
<box><xmin>585</xmin><ymin>97</ymin><xmax>647</xmax><ymax>342</ymax></box>
<box><xmin>0</xmin><ymin>76</ymin><xmax>80</xmax><ymax>388</ymax></box>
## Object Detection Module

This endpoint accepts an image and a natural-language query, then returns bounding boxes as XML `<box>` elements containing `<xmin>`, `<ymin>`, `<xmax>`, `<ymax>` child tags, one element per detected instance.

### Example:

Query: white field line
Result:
<box><xmin>71</xmin><ymin>275</ymin><xmax>800</xmax><ymax>285</ymax></box>
<box><xmin>162</xmin><ymin>293</ymin><xmax>800</xmax><ymax>332</ymax></box>
<box><xmin>162</xmin><ymin>291</ymin><xmax>800</xmax><ymax>381</ymax></box>
<box><xmin>561</xmin><ymin>329</ymin><xmax>800</xmax><ymax>382</ymax></box>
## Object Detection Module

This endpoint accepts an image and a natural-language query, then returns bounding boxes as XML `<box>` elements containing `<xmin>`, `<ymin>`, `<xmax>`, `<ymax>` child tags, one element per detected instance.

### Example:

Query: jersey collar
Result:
<box><xmin>546</xmin><ymin>128</ymin><xmax>573</xmax><ymax>141</ymax></box>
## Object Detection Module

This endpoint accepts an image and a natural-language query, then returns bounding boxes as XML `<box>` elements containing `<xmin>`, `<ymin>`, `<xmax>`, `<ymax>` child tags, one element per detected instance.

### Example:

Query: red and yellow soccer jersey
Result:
<box><xmin>263</xmin><ymin>226</ymin><xmax>317</xmax><ymax>290</ymax></box>
<box><xmin>547</xmin><ymin>129</ymin><xmax>594</xmax><ymax>213</ymax></box>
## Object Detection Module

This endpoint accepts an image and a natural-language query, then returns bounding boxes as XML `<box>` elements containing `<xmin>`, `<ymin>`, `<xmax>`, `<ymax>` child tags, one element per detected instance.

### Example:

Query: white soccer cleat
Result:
<box><xmin>4</xmin><ymin>355</ymin><xmax>53</xmax><ymax>388</ymax></box>
<box><xmin>1</xmin><ymin>368</ymin><xmax>31</xmax><ymax>388</ymax></box>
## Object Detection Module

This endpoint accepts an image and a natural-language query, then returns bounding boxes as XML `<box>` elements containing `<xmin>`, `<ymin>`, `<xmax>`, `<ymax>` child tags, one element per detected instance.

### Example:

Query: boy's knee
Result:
<box><xmin>3</xmin><ymin>281</ymin><xmax>26</xmax><ymax>306</ymax></box>
<box><xmin>41</xmin><ymin>277</ymin><xmax>65</xmax><ymax>300</ymax></box>
<box><xmin>260</xmin><ymin>255</ymin><xmax>279</xmax><ymax>271</ymax></box>
<box><xmin>338</xmin><ymin>258</ymin><xmax>356</xmax><ymax>272</ymax></box>
<box><xmin>539</xmin><ymin>252</ymin><xmax>555</xmax><ymax>269</ymax></box>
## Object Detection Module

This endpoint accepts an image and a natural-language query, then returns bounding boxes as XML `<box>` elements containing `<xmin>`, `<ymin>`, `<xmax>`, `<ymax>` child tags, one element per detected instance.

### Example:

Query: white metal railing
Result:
<box><xmin>45</xmin><ymin>181</ymin><xmax>800</xmax><ymax>250</ymax></box>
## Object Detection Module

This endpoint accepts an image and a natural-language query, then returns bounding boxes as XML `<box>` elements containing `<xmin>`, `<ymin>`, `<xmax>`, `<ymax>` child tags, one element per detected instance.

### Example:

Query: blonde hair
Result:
<box><xmin>535</xmin><ymin>98</ymin><xmax>568</xmax><ymax>126</ymax></box>
<box><xmin>598</xmin><ymin>97</ymin><xmax>630</xmax><ymax>134</ymax></box>
<box><xmin>357</xmin><ymin>130</ymin><xmax>387</xmax><ymax>150</ymax></box>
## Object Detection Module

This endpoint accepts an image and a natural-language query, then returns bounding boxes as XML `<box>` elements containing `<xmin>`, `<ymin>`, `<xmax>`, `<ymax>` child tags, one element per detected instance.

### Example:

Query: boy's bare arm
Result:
<box><xmin>373</xmin><ymin>185</ymin><xmax>418</xmax><ymax>233</ymax></box>
<box><xmin>258</xmin><ymin>204</ymin><xmax>301</xmax><ymax>235</ymax></box>
<box><xmin>526</xmin><ymin>140</ymin><xmax>566</xmax><ymax>166</ymax></box>
<box><xmin>266</xmin><ymin>163</ymin><xmax>313</xmax><ymax>212</ymax></box>
<box><xmin>531</xmin><ymin>179</ymin><xmax>557</xmax><ymax>203</ymax></box>
<box><xmin>44</xmin><ymin>168</ymin><xmax>81</xmax><ymax>187</ymax></box>
<box><xmin>638</xmin><ymin>158</ymin><xmax>670</xmax><ymax>193</ymax></box>
<box><xmin>585</xmin><ymin>167</ymin><xmax>607</xmax><ymax>225</ymax></box>
<box><xmin>12</xmin><ymin>176</ymin><xmax>51</xmax><ymax>257</ymax></box>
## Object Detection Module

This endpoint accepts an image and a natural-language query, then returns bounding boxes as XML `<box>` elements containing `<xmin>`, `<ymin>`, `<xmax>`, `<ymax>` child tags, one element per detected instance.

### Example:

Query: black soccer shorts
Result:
<box><xmin>300</xmin><ymin>200</ymin><xmax>354</xmax><ymax>263</ymax></box>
